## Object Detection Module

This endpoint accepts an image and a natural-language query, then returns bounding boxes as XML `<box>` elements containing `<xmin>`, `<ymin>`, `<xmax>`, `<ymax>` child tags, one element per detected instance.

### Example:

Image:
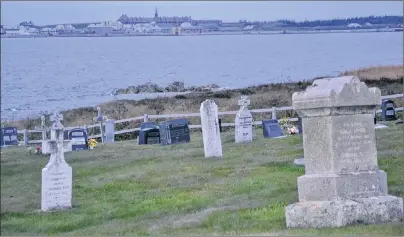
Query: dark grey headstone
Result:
<box><xmin>139</xmin><ymin>122</ymin><xmax>160</xmax><ymax>145</ymax></box>
<box><xmin>159</xmin><ymin>118</ymin><xmax>190</xmax><ymax>145</ymax></box>
<box><xmin>381</xmin><ymin>99</ymin><xmax>397</xmax><ymax>121</ymax></box>
<box><xmin>262</xmin><ymin>119</ymin><xmax>283</xmax><ymax>138</ymax></box>
<box><xmin>68</xmin><ymin>128</ymin><xmax>89</xmax><ymax>151</ymax></box>
<box><xmin>1</xmin><ymin>127</ymin><xmax>18</xmax><ymax>146</ymax></box>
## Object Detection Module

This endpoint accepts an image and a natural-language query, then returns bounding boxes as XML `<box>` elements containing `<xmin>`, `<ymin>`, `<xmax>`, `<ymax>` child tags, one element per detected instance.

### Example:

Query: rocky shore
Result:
<box><xmin>113</xmin><ymin>81</ymin><xmax>222</xmax><ymax>95</ymax></box>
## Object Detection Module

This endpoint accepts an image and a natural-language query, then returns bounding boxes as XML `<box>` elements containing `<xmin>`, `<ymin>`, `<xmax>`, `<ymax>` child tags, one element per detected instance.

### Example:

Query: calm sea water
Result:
<box><xmin>1</xmin><ymin>32</ymin><xmax>403</xmax><ymax>120</ymax></box>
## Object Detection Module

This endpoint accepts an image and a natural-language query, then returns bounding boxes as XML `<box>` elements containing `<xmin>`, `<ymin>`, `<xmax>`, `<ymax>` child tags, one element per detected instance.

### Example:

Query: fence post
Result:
<box><xmin>23</xmin><ymin>129</ymin><xmax>28</xmax><ymax>146</ymax></box>
<box><xmin>143</xmin><ymin>114</ymin><xmax>149</xmax><ymax>122</ymax></box>
<box><xmin>272</xmin><ymin>107</ymin><xmax>277</xmax><ymax>120</ymax></box>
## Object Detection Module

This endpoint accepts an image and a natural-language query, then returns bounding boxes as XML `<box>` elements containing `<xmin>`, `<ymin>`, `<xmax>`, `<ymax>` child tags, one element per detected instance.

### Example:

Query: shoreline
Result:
<box><xmin>2</xmin><ymin>65</ymin><xmax>403</xmax><ymax>131</ymax></box>
<box><xmin>1</xmin><ymin>28</ymin><xmax>402</xmax><ymax>39</ymax></box>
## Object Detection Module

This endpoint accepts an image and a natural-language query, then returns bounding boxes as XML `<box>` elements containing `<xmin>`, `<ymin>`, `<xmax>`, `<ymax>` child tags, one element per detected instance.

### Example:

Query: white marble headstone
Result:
<box><xmin>200</xmin><ymin>100</ymin><xmax>223</xmax><ymax>158</ymax></box>
<box><xmin>235</xmin><ymin>96</ymin><xmax>253</xmax><ymax>143</ymax></box>
<box><xmin>41</xmin><ymin>112</ymin><xmax>72</xmax><ymax>211</ymax></box>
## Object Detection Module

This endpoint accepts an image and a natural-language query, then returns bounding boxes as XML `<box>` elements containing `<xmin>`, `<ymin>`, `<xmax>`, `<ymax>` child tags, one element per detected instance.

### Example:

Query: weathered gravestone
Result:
<box><xmin>1</xmin><ymin>126</ymin><xmax>18</xmax><ymax>146</ymax></box>
<box><xmin>138</xmin><ymin>122</ymin><xmax>160</xmax><ymax>145</ymax></box>
<box><xmin>41</xmin><ymin>112</ymin><xmax>72</xmax><ymax>211</ymax></box>
<box><xmin>381</xmin><ymin>99</ymin><xmax>397</xmax><ymax>121</ymax></box>
<box><xmin>262</xmin><ymin>119</ymin><xmax>284</xmax><ymax>138</ymax></box>
<box><xmin>159</xmin><ymin>119</ymin><xmax>190</xmax><ymax>146</ymax></box>
<box><xmin>235</xmin><ymin>96</ymin><xmax>253</xmax><ymax>143</ymax></box>
<box><xmin>93</xmin><ymin>106</ymin><xmax>108</xmax><ymax>143</ymax></box>
<box><xmin>285</xmin><ymin>76</ymin><xmax>403</xmax><ymax>228</ymax></box>
<box><xmin>67</xmin><ymin>128</ymin><xmax>88</xmax><ymax>151</ymax></box>
<box><xmin>42</xmin><ymin>115</ymin><xmax>72</xmax><ymax>154</ymax></box>
<box><xmin>200</xmin><ymin>100</ymin><xmax>223</xmax><ymax>158</ymax></box>
<box><xmin>104</xmin><ymin>119</ymin><xmax>115</xmax><ymax>143</ymax></box>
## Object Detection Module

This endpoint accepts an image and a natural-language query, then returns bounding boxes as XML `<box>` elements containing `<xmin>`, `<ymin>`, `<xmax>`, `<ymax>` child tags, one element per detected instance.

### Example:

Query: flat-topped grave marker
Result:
<box><xmin>262</xmin><ymin>119</ymin><xmax>284</xmax><ymax>138</ymax></box>
<box><xmin>1</xmin><ymin>126</ymin><xmax>18</xmax><ymax>146</ymax></box>
<box><xmin>235</xmin><ymin>96</ymin><xmax>253</xmax><ymax>143</ymax></box>
<box><xmin>200</xmin><ymin>99</ymin><xmax>223</xmax><ymax>158</ymax></box>
<box><xmin>285</xmin><ymin>76</ymin><xmax>403</xmax><ymax>228</ymax></box>
<box><xmin>67</xmin><ymin>128</ymin><xmax>89</xmax><ymax>151</ymax></box>
<box><xmin>159</xmin><ymin>118</ymin><xmax>190</xmax><ymax>146</ymax></box>
<box><xmin>139</xmin><ymin>122</ymin><xmax>160</xmax><ymax>145</ymax></box>
<box><xmin>41</xmin><ymin>112</ymin><xmax>72</xmax><ymax>212</ymax></box>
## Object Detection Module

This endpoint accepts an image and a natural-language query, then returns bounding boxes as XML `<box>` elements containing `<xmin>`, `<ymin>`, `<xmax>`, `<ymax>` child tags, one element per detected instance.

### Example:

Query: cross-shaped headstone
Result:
<box><xmin>41</xmin><ymin>112</ymin><xmax>72</xmax><ymax>211</ymax></box>
<box><xmin>93</xmin><ymin>106</ymin><xmax>108</xmax><ymax>143</ymax></box>
<box><xmin>50</xmin><ymin>112</ymin><xmax>64</xmax><ymax>140</ymax></box>
<box><xmin>238</xmin><ymin>96</ymin><xmax>250</xmax><ymax>110</ymax></box>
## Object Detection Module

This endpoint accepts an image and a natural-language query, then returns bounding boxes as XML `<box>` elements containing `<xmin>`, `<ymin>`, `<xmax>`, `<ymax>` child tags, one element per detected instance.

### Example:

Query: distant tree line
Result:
<box><xmin>239</xmin><ymin>15</ymin><xmax>403</xmax><ymax>26</ymax></box>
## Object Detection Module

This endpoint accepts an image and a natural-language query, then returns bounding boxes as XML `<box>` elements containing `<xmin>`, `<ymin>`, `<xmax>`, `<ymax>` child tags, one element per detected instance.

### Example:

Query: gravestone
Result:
<box><xmin>93</xmin><ymin>106</ymin><xmax>108</xmax><ymax>143</ymax></box>
<box><xmin>104</xmin><ymin>119</ymin><xmax>115</xmax><ymax>143</ymax></box>
<box><xmin>1</xmin><ymin>126</ymin><xmax>18</xmax><ymax>146</ymax></box>
<box><xmin>200</xmin><ymin>100</ymin><xmax>223</xmax><ymax>158</ymax></box>
<box><xmin>42</xmin><ymin>115</ymin><xmax>72</xmax><ymax>154</ymax></box>
<box><xmin>159</xmin><ymin>118</ymin><xmax>190</xmax><ymax>146</ymax></box>
<box><xmin>41</xmin><ymin>112</ymin><xmax>72</xmax><ymax>211</ymax></box>
<box><xmin>235</xmin><ymin>96</ymin><xmax>253</xmax><ymax>143</ymax></box>
<box><xmin>138</xmin><ymin>122</ymin><xmax>160</xmax><ymax>145</ymax></box>
<box><xmin>381</xmin><ymin>99</ymin><xmax>397</xmax><ymax>121</ymax></box>
<box><xmin>67</xmin><ymin>128</ymin><xmax>88</xmax><ymax>151</ymax></box>
<box><xmin>262</xmin><ymin>119</ymin><xmax>283</xmax><ymax>138</ymax></box>
<box><xmin>285</xmin><ymin>76</ymin><xmax>403</xmax><ymax>228</ymax></box>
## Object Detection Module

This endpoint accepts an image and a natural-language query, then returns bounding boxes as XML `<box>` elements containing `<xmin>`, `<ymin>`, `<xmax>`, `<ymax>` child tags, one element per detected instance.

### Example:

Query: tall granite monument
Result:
<box><xmin>285</xmin><ymin>76</ymin><xmax>403</xmax><ymax>228</ymax></box>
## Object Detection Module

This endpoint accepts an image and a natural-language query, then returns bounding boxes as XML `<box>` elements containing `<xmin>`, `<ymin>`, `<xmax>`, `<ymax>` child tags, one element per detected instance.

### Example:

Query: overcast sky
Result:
<box><xmin>1</xmin><ymin>1</ymin><xmax>403</xmax><ymax>26</ymax></box>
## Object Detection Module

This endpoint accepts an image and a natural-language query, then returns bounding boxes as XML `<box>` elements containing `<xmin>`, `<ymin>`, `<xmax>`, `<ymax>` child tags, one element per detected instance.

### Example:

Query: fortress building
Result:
<box><xmin>117</xmin><ymin>8</ymin><xmax>222</xmax><ymax>27</ymax></box>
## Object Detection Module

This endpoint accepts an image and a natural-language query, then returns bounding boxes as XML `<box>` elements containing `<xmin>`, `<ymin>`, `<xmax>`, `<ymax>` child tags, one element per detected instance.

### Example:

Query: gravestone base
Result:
<box><xmin>297</xmin><ymin>171</ymin><xmax>388</xmax><ymax>202</ymax></box>
<box><xmin>285</xmin><ymin>195</ymin><xmax>403</xmax><ymax>228</ymax></box>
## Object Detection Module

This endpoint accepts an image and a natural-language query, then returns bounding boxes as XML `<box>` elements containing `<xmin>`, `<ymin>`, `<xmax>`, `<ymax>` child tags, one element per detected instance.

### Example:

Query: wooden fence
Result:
<box><xmin>17</xmin><ymin>94</ymin><xmax>403</xmax><ymax>145</ymax></box>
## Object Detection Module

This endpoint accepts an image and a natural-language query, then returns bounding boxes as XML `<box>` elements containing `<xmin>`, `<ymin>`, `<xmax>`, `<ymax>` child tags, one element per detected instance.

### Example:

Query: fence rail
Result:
<box><xmin>17</xmin><ymin>94</ymin><xmax>403</xmax><ymax>144</ymax></box>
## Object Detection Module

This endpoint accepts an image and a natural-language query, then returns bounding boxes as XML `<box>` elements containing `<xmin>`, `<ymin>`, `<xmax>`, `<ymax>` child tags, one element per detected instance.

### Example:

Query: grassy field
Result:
<box><xmin>1</xmin><ymin>122</ymin><xmax>403</xmax><ymax>236</ymax></box>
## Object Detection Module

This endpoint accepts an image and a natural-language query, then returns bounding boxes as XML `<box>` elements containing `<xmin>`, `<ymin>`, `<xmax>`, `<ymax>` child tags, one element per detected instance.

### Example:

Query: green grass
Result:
<box><xmin>1</xmin><ymin>123</ymin><xmax>403</xmax><ymax>236</ymax></box>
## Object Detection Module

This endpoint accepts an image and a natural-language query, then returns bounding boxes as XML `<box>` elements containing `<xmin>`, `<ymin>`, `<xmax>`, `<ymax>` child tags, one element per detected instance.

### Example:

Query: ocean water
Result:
<box><xmin>1</xmin><ymin>32</ymin><xmax>403</xmax><ymax>120</ymax></box>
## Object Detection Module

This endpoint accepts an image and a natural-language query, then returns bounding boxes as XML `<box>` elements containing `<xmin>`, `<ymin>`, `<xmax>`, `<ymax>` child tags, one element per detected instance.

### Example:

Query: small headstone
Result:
<box><xmin>200</xmin><ymin>100</ymin><xmax>223</xmax><ymax>158</ymax></box>
<box><xmin>1</xmin><ymin>126</ymin><xmax>18</xmax><ymax>146</ymax></box>
<box><xmin>285</xmin><ymin>76</ymin><xmax>403</xmax><ymax>228</ymax></box>
<box><xmin>262</xmin><ymin>119</ymin><xmax>283</xmax><ymax>138</ymax></box>
<box><xmin>104</xmin><ymin>119</ymin><xmax>115</xmax><ymax>143</ymax></box>
<box><xmin>41</xmin><ymin>112</ymin><xmax>72</xmax><ymax>211</ymax></box>
<box><xmin>93</xmin><ymin>107</ymin><xmax>108</xmax><ymax>143</ymax></box>
<box><xmin>381</xmin><ymin>99</ymin><xmax>397</xmax><ymax>121</ymax></box>
<box><xmin>68</xmin><ymin>128</ymin><xmax>89</xmax><ymax>151</ymax></box>
<box><xmin>138</xmin><ymin>122</ymin><xmax>160</xmax><ymax>145</ymax></box>
<box><xmin>159</xmin><ymin>118</ymin><xmax>190</xmax><ymax>146</ymax></box>
<box><xmin>235</xmin><ymin>96</ymin><xmax>253</xmax><ymax>143</ymax></box>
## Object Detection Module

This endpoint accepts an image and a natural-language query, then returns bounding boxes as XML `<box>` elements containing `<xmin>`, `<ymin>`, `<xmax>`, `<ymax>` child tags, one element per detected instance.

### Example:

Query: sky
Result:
<box><xmin>1</xmin><ymin>1</ymin><xmax>403</xmax><ymax>26</ymax></box>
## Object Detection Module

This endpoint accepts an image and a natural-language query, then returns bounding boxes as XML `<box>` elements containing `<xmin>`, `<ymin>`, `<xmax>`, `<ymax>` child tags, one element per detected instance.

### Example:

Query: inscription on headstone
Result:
<box><xmin>159</xmin><ymin>118</ymin><xmax>190</xmax><ymax>146</ymax></box>
<box><xmin>262</xmin><ymin>119</ymin><xmax>283</xmax><ymax>138</ymax></box>
<box><xmin>235</xmin><ymin>96</ymin><xmax>253</xmax><ymax>143</ymax></box>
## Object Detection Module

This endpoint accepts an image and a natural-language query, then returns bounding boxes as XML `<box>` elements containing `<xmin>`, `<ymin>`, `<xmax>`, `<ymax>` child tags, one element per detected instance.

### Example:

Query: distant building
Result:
<box><xmin>55</xmin><ymin>24</ymin><xmax>76</xmax><ymax>33</ymax></box>
<box><xmin>117</xmin><ymin>7</ymin><xmax>221</xmax><ymax>29</ymax></box>
<box><xmin>347</xmin><ymin>23</ymin><xmax>362</xmax><ymax>28</ymax></box>
<box><xmin>40</xmin><ymin>27</ymin><xmax>57</xmax><ymax>35</ymax></box>
<box><xmin>19</xmin><ymin>21</ymin><xmax>35</xmax><ymax>28</ymax></box>
<box><xmin>5</xmin><ymin>26</ymin><xmax>30</xmax><ymax>36</ymax></box>
<box><xmin>364</xmin><ymin>22</ymin><xmax>372</xmax><ymax>28</ymax></box>
<box><xmin>27</xmin><ymin>28</ymin><xmax>40</xmax><ymax>35</ymax></box>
